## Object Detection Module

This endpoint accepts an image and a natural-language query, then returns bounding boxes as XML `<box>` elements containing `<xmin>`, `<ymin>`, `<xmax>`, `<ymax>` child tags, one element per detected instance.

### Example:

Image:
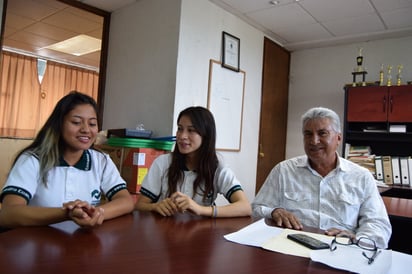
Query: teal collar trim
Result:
<box><xmin>59</xmin><ymin>150</ymin><xmax>92</xmax><ymax>171</ymax></box>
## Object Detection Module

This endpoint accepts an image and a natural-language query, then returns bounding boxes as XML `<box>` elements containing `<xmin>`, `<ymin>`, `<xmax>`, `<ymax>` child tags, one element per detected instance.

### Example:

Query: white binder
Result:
<box><xmin>391</xmin><ymin>157</ymin><xmax>401</xmax><ymax>185</ymax></box>
<box><xmin>400</xmin><ymin>157</ymin><xmax>409</xmax><ymax>185</ymax></box>
<box><xmin>374</xmin><ymin>156</ymin><xmax>384</xmax><ymax>181</ymax></box>
<box><xmin>409</xmin><ymin>157</ymin><xmax>412</xmax><ymax>185</ymax></box>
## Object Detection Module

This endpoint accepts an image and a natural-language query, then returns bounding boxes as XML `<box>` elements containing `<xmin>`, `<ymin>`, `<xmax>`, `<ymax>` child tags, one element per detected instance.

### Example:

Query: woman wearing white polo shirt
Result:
<box><xmin>135</xmin><ymin>106</ymin><xmax>251</xmax><ymax>218</ymax></box>
<box><xmin>0</xmin><ymin>91</ymin><xmax>134</xmax><ymax>228</ymax></box>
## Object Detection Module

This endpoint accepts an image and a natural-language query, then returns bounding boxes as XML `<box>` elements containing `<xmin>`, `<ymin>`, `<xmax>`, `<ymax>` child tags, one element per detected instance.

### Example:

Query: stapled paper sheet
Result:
<box><xmin>310</xmin><ymin>245</ymin><xmax>391</xmax><ymax>274</ymax></box>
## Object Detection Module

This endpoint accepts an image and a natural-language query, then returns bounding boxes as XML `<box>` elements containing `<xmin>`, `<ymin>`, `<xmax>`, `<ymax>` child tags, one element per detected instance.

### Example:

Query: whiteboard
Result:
<box><xmin>207</xmin><ymin>59</ymin><xmax>245</xmax><ymax>151</ymax></box>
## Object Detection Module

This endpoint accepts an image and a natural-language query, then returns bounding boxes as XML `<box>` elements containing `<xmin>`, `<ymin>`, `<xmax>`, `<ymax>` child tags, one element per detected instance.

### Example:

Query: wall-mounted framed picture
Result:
<box><xmin>221</xmin><ymin>31</ymin><xmax>240</xmax><ymax>72</ymax></box>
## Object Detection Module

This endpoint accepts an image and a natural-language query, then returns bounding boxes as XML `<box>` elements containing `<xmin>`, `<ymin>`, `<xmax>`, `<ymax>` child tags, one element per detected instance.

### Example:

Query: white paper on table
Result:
<box><xmin>223</xmin><ymin>219</ymin><xmax>412</xmax><ymax>274</ymax></box>
<box><xmin>310</xmin><ymin>245</ymin><xmax>392</xmax><ymax>274</ymax></box>
<box><xmin>262</xmin><ymin>228</ymin><xmax>334</xmax><ymax>258</ymax></box>
<box><xmin>223</xmin><ymin>218</ymin><xmax>283</xmax><ymax>247</ymax></box>
<box><xmin>390</xmin><ymin>250</ymin><xmax>412</xmax><ymax>274</ymax></box>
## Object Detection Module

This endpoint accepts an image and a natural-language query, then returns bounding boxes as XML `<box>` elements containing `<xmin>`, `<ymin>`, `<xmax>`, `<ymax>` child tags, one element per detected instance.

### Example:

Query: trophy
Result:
<box><xmin>352</xmin><ymin>47</ymin><xmax>367</xmax><ymax>86</ymax></box>
<box><xmin>356</xmin><ymin>48</ymin><xmax>364</xmax><ymax>72</ymax></box>
<box><xmin>387</xmin><ymin>65</ymin><xmax>393</xmax><ymax>86</ymax></box>
<box><xmin>379</xmin><ymin>64</ymin><xmax>384</xmax><ymax>86</ymax></box>
<box><xmin>397</xmin><ymin>65</ymin><xmax>403</xmax><ymax>86</ymax></box>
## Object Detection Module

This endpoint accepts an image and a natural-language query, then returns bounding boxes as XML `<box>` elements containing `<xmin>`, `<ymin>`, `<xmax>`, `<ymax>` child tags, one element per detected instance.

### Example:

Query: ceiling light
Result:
<box><xmin>43</xmin><ymin>35</ymin><xmax>101</xmax><ymax>56</ymax></box>
<box><xmin>270</xmin><ymin>0</ymin><xmax>301</xmax><ymax>4</ymax></box>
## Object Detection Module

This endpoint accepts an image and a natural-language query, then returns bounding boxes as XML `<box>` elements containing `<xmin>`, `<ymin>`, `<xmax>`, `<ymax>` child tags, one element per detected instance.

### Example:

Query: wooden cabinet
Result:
<box><xmin>347</xmin><ymin>86</ymin><xmax>387</xmax><ymax>122</ymax></box>
<box><xmin>388</xmin><ymin>86</ymin><xmax>412</xmax><ymax>122</ymax></box>
<box><xmin>343</xmin><ymin>85</ymin><xmax>412</xmax><ymax>157</ymax></box>
<box><xmin>347</xmin><ymin>86</ymin><xmax>412</xmax><ymax>122</ymax></box>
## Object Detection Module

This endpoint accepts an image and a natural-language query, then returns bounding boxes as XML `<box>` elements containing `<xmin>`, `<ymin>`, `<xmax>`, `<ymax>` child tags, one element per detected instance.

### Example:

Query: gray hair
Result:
<box><xmin>301</xmin><ymin>107</ymin><xmax>341</xmax><ymax>133</ymax></box>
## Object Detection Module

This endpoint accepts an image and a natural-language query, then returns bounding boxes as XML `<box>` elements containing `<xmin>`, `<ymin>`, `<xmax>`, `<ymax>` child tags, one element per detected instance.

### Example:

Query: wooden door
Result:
<box><xmin>346</xmin><ymin>86</ymin><xmax>388</xmax><ymax>122</ymax></box>
<box><xmin>255</xmin><ymin>37</ymin><xmax>290</xmax><ymax>194</ymax></box>
<box><xmin>388</xmin><ymin>85</ymin><xmax>412</xmax><ymax>122</ymax></box>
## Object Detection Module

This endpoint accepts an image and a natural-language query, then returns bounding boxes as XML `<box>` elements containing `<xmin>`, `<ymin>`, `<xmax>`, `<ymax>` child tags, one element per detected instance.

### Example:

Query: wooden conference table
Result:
<box><xmin>382</xmin><ymin>195</ymin><xmax>412</xmax><ymax>218</ymax></box>
<box><xmin>0</xmin><ymin>211</ymin><xmax>345</xmax><ymax>274</ymax></box>
<box><xmin>381</xmin><ymin>195</ymin><xmax>412</xmax><ymax>254</ymax></box>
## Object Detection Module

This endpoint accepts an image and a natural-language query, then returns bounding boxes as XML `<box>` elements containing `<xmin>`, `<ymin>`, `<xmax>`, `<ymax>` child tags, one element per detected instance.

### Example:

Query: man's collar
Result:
<box><xmin>336</xmin><ymin>155</ymin><xmax>353</xmax><ymax>172</ymax></box>
<box><xmin>300</xmin><ymin>152</ymin><xmax>346</xmax><ymax>173</ymax></box>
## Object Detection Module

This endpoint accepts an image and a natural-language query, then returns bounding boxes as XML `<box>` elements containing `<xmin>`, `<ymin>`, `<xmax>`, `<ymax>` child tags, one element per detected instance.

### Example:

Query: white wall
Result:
<box><xmin>103</xmin><ymin>0</ymin><xmax>181</xmax><ymax>136</ymax></box>
<box><xmin>175</xmin><ymin>0</ymin><xmax>264</xmax><ymax>203</ymax></box>
<box><xmin>104</xmin><ymin>0</ymin><xmax>264</xmax><ymax>202</ymax></box>
<box><xmin>286</xmin><ymin>36</ymin><xmax>412</xmax><ymax>159</ymax></box>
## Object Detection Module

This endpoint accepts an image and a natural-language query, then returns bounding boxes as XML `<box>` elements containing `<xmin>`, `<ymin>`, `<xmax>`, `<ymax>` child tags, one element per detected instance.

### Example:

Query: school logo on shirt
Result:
<box><xmin>91</xmin><ymin>189</ymin><xmax>101</xmax><ymax>199</ymax></box>
<box><xmin>91</xmin><ymin>189</ymin><xmax>101</xmax><ymax>206</ymax></box>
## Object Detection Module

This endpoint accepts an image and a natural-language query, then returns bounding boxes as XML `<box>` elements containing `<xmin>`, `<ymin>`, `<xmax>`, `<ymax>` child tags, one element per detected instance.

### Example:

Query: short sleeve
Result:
<box><xmin>0</xmin><ymin>153</ymin><xmax>40</xmax><ymax>203</ymax></box>
<box><xmin>214</xmin><ymin>166</ymin><xmax>243</xmax><ymax>201</ymax></box>
<box><xmin>140</xmin><ymin>154</ymin><xmax>171</xmax><ymax>202</ymax></box>
<box><xmin>98</xmin><ymin>152</ymin><xmax>127</xmax><ymax>200</ymax></box>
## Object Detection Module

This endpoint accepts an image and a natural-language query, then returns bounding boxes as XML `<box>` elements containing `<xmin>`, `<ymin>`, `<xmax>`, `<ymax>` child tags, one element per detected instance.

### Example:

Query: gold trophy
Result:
<box><xmin>387</xmin><ymin>65</ymin><xmax>393</xmax><ymax>86</ymax></box>
<box><xmin>396</xmin><ymin>65</ymin><xmax>403</xmax><ymax>86</ymax></box>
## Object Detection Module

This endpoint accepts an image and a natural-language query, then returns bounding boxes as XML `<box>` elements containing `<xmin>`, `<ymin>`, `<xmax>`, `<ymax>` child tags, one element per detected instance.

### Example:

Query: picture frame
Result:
<box><xmin>221</xmin><ymin>31</ymin><xmax>240</xmax><ymax>72</ymax></box>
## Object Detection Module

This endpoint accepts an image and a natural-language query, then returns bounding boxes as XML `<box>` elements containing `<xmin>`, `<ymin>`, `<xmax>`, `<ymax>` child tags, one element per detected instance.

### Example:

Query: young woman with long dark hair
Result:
<box><xmin>135</xmin><ymin>106</ymin><xmax>251</xmax><ymax>217</ymax></box>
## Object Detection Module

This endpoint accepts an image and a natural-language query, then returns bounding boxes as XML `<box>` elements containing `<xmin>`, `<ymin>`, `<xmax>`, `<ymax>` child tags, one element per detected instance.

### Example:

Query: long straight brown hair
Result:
<box><xmin>167</xmin><ymin>107</ymin><xmax>218</xmax><ymax>202</ymax></box>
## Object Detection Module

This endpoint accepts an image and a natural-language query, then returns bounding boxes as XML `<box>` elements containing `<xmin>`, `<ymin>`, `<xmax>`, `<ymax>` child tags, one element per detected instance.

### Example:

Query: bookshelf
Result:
<box><xmin>343</xmin><ymin>85</ymin><xmax>412</xmax><ymax>190</ymax></box>
<box><xmin>343</xmin><ymin>85</ymin><xmax>412</xmax><ymax>157</ymax></box>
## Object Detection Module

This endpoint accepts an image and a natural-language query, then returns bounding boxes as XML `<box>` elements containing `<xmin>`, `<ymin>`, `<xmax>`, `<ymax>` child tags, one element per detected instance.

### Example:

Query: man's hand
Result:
<box><xmin>325</xmin><ymin>227</ymin><xmax>356</xmax><ymax>241</ymax></box>
<box><xmin>271</xmin><ymin>208</ymin><xmax>303</xmax><ymax>230</ymax></box>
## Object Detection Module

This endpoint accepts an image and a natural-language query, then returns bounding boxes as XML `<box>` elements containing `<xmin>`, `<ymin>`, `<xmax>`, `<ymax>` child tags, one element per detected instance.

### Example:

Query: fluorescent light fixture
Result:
<box><xmin>43</xmin><ymin>34</ymin><xmax>101</xmax><ymax>56</ymax></box>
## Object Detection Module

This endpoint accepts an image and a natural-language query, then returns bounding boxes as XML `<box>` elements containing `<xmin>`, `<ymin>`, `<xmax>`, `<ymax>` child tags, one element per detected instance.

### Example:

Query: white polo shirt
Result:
<box><xmin>140</xmin><ymin>154</ymin><xmax>243</xmax><ymax>206</ymax></box>
<box><xmin>0</xmin><ymin>149</ymin><xmax>127</xmax><ymax>207</ymax></box>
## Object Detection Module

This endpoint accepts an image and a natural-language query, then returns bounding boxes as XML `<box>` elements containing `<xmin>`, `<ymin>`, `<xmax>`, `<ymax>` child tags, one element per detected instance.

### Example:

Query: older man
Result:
<box><xmin>252</xmin><ymin>107</ymin><xmax>391</xmax><ymax>248</ymax></box>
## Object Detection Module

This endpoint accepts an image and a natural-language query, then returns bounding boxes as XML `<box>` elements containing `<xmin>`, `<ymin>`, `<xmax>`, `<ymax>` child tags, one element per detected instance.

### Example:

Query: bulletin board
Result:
<box><xmin>207</xmin><ymin>59</ymin><xmax>245</xmax><ymax>151</ymax></box>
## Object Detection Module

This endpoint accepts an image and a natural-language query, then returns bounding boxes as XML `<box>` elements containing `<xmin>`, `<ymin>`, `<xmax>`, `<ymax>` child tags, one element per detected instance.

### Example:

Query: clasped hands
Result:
<box><xmin>271</xmin><ymin>208</ymin><xmax>355</xmax><ymax>239</ymax></box>
<box><xmin>63</xmin><ymin>199</ymin><xmax>104</xmax><ymax>227</ymax></box>
<box><xmin>154</xmin><ymin>191</ymin><xmax>199</xmax><ymax>217</ymax></box>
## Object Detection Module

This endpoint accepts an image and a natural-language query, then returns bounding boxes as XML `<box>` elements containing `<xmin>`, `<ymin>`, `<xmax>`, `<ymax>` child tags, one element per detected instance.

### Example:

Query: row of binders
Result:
<box><xmin>375</xmin><ymin>156</ymin><xmax>412</xmax><ymax>185</ymax></box>
<box><xmin>345</xmin><ymin>145</ymin><xmax>412</xmax><ymax>185</ymax></box>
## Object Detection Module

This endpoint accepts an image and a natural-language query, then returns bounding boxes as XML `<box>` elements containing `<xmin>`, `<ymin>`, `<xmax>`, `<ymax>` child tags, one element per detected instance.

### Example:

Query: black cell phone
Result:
<box><xmin>287</xmin><ymin>233</ymin><xmax>330</xmax><ymax>250</ymax></box>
